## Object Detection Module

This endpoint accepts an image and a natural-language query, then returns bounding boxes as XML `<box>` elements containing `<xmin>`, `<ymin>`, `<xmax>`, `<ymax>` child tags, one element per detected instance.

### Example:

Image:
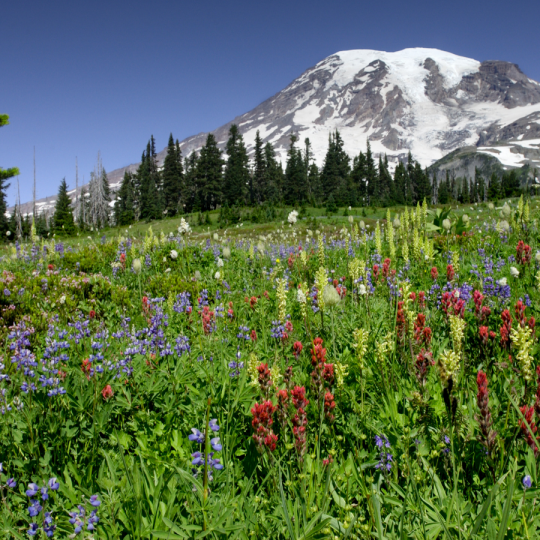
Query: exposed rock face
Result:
<box><xmin>14</xmin><ymin>48</ymin><xmax>540</xmax><ymax>215</ymax></box>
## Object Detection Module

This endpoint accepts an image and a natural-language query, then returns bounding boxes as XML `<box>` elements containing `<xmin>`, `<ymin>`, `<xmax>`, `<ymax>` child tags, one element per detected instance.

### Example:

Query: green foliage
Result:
<box><xmin>52</xmin><ymin>178</ymin><xmax>76</xmax><ymax>235</ymax></box>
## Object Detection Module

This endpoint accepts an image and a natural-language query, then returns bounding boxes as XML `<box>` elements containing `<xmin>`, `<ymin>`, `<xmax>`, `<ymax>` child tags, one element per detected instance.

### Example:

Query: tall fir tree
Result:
<box><xmin>114</xmin><ymin>171</ymin><xmax>135</xmax><ymax>225</ymax></box>
<box><xmin>52</xmin><ymin>178</ymin><xmax>75</xmax><ymax>235</ymax></box>
<box><xmin>223</xmin><ymin>125</ymin><xmax>250</xmax><ymax>207</ymax></box>
<box><xmin>183</xmin><ymin>151</ymin><xmax>199</xmax><ymax>213</ymax></box>
<box><xmin>264</xmin><ymin>143</ymin><xmax>282</xmax><ymax>203</ymax></box>
<box><xmin>284</xmin><ymin>135</ymin><xmax>307</xmax><ymax>205</ymax></box>
<box><xmin>488</xmin><ymin>172</ymin><xmax>501</xmax><ymax>201</ymax></box>
<box><xmin>377</xmin><ymin>155</ymin><xmax>393</xmax><ymax>205</ymax></box>
<box><xmin>320</xmin><ymin>130</ymin><xmax>350</xmax><ymax>205</ymax></box>
<box><xmin>253</xmin><ymin>131</ymin><xmax>266</xmax><ymax>204</ymax></box>
<box><xmin>438</xmin><ymin>172</ymin><xmax>450</xmax><ymax>204</ymax></box>
<box><xmin>350</xmin><ymin>150</ymin><xmax>367</xmax><ymax>204</ymax></box>
<box><xmin>138</xmin><ymin>139</ymin><xmax>161</xmax><ymax>221</ymax></box>
<box><xmin>393</xmin><ymin>162</ymin><xmax>407</xmax><ymax>205</ymax></box>
<box><xmin>308</xmin><ymin>163</ymin><xmax>321</xmax><ymax>204</ymax></box>
<box><xmin>162</xmin><ymin>133</ymin><xmax>182</xmax><ymax>216</ymax></box>
<box><xmin>477</xmin><ymin>173</ymin><xmax>485</xmax><ymax>202</ymax></box>
<box><xmin>365</xmin><ymin>141</ymin><xmax>378</xmax><ymax>205</ymax></box>
<box><xmin>197</xmin><ymin>134</ymin><xmax>224</xmax><ymax>211</ymax></box>
<box><xmin>461</xmin><ymin>177</ymin><xmax>470</xmax><ymax>203</ymax></box>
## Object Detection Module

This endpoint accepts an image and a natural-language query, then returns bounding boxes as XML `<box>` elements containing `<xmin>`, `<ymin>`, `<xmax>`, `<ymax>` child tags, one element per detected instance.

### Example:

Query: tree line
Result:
<box><xmin>4</xmin><ymin>122</ymin><xmax>537</xmax><ymax>239</ymax></box>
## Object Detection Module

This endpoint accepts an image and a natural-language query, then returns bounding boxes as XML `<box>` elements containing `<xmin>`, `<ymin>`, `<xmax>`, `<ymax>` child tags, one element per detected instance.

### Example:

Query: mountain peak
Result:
<box><xmin>15</xmin><ymin>48</ymin><xmax>540</xmax><ymax>216</ymax></box>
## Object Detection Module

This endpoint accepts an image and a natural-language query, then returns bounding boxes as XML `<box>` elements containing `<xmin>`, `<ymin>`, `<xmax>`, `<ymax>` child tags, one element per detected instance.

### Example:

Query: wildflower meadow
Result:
<box><xmin>1</xmin><ymin>199</ymin><xmax>540</xmax><ymax>539</ymax></box>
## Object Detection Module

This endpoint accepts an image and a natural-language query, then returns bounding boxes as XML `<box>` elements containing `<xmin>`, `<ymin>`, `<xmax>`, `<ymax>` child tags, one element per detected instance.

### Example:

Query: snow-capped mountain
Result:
<box><xmin>15</xmin><ymin>48</ymin><xmax>540</xmax><ymax>215</ymax></box>
<box><xmin>112</xmin><ymin>47</ymin><xmax>540</xmax><ymax>182</ymax></box>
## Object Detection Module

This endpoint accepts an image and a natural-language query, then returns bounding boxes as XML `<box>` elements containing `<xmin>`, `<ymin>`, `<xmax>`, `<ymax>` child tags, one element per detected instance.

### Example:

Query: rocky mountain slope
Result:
<box><xmin>17</xmin><ymin>48</ymin><xmax>540</xmax><ymax>215</ymax></box>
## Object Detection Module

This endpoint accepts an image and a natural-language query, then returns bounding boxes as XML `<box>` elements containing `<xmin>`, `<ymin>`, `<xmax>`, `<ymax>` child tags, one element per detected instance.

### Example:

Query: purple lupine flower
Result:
<box><xmin>48</xmin><ymin>477</ymin><xmax>59</xmax><ymax>491</ymax></box>
<box><xmin>189</xmin><ymin>429</ymin><xmax>204</xmax><ymax>444</ymax></box>
<box><xmin>87</xmin><ymin>510</ymin><xmax>100</xmax><ymax>530</ymax></box>
<box><xmin>68</xmin><ymin>505</ymin><xmax>86</xmax><ymax>534</ymax></box>
<box><xmin>89</xmin><ymin>495</ymin><xmax>101</xmax><ymax>507</ymax></box>
<box><xmin>374</xmin><ymin>435</ymin><xmax>393</xmax><ymax>472</ymax></box>
<box><xmin>210</xmin><ymin>437</ymin><xmax>222</xmax><ymax>451</ymax></box>
<box><xmin>28</xmin><ymin>523</ymin><xmax>39</xmax><ymax>536</ymax></box>
<box><xmin>26</xmin><ymin>483</ymin><xmax>40</xmax><ymax>497</ymax></box>
<box><xmin>209</xmin><ymin>419</ymin><xmax>220</xmax><ymax>432</ymax></box>
<box><xmin>207</xmin><ymin>452</ymin><xmax>223</xmax><ymax>470</ymax></box>
<box><xmin>43</xmin><ymin>512</ymin><xmax>56</xmax><ymax>537</ymax></box>
<box><xmin>28</xmin><ymin>499</ymin><xmax>43</xmax><ymax>517</ymax></box>
<box><xmin>523</xmin><ymin>475</ymin><xmax>532</xmax><ymax>490</ymax></box>
<box><xmin>191</xmin><ymin>451</ymin><xmax>204</xmax><ymax>466</ymax></box>
<box><xmin>7</xmin><ymin>478</ymin><xmax>16</xmax><ymax>488</ymax></box>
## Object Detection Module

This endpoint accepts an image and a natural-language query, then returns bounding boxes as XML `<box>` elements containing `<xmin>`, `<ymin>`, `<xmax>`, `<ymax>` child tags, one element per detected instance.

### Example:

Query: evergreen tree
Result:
<box><xmin>52</xmin><ymin>178</ymin><xmax>75</xmax><ymax>235</ymax></box>
<box><xmin>461</xmin><ymin>177</ymin><xmax>470</xmax><ymax>203</ymax></box>
<box><xmin>377</xmin><ymin>155</ymin><xmax>393</xmax><ymax>205</ymax></box>
<box><xmin>350</xmin><ymin>150</ymin><xmax>367</xmax><ymax>204</ymax></box>
<box><xmin>183</xmin><ymin>151</ymin><xmax>199</xmax><ymax>213</ymax></box>
<box><xmin>197</xmin><ymin>134</ymin><xmax>224</xmax><ymax>211</ymax></box>
<box><xmin>138</xmin><ymin>143</ymin><xmax>157</xmax><ymax>221</ymax></box>
<box><xmin>365</xmin><ymin>141</ymin><xmax>378</xmax><ymax>205</ymax></box>
<box><xmin>477</xmin><ymin>174</ymin><xmax>485</xmax><ymax>202</ymax></box>
<box><xmin>114</xmin><ymin>171</ymin><xmax>135</xmax><ymax>225</ymax></box>
<box><xmin>393</xmin><ymin>162</ymin><xmax>407</xmax><ymax>205</ymax></box>
<box><xmin>284</xmin><ymin>135</ymin><xmax>307</xmax><ymax>205</ymax></box>
<box><xmin>253</xmin><ymin>131</ymin><xmax>266</xmax><ymax>204</ymax></box>
<box><xmin>35</xmin><ymin>211</ymin><xmax>48</xmax><ymax>238</ymax></box>
<box><xmin>264</xmin><ymin>143</ymin><xmax>282</xmax><ymax>203</ymax></box>
<box><xmin>410</xmin><ymin>160</ymin><xmax>431</xmax><ymax>204</ymax></box>
<box><xmin>502</xmin><ymin>170</ymin><xmax>520</xmax><ymax>197</ymax></box>
<box><xmin>162</xmin><ymin>133</ymin><xmax>183</xmax><ymax>217</ymax></box>
<box><xmin>438</xmin><ymin>173</ymin><xmax>450</xmax><ymax>204</ymax></box>
<box><xmin>308</xmin><ymin>163</ymin><xmax>321</xmax><ymax>204</ymax></box>
<box><xmin>223</xmin><ymin>125</ymin><xmax>250</xmax><ymax>207</ymax></box>
<box><xmin>488</xmin><ymin>173</ymin><xmax>501</xmax><ymax>201</ymax></box>
<box><xmin>320</xmin><ymin>131</ymin><xmax>350</xmax><ymax>204</ymax></box>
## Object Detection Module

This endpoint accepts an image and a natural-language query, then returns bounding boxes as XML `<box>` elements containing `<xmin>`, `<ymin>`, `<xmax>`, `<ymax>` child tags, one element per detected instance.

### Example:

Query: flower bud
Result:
<box><xmin>133</xmin><ymin>258</ymin><xmax>142</xmax><ymax>274</ymax></box>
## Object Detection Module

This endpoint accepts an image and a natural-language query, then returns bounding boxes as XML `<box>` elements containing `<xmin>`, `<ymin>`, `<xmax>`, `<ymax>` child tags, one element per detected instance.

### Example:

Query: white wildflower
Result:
<box><xmin>170</xmin><ymin>250</ymin><xmax>178</xmax><ymax>260</ymax></box>
<box><xmin>510</xmin><ymin>266</ymin><xmax>520</xmax><ymax>278</ymax></box>
<box><xmin>288</xmin><ymin>210</ymin><xmax>299</xmax><ymax>225</ymax></box>
<box><xmin>178</xmin><ymin>218</ymin><xmax>191</xmax><ymax>235</ymax></box>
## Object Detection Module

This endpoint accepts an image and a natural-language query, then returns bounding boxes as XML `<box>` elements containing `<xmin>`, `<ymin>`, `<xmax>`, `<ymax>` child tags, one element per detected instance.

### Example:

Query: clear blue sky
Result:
<box><xmin>2</xmin><ymin>0</ymin><xmax>540</xmax><ymax>205</ymax></box>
